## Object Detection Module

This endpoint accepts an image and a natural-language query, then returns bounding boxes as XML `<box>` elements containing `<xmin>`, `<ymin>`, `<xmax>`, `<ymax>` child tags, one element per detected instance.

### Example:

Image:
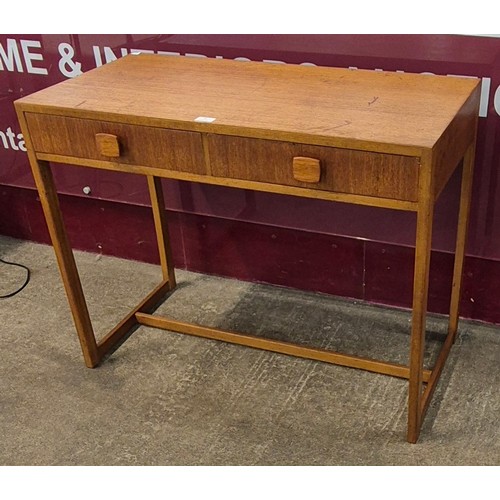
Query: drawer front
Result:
<box><xmin>25</xmin><ymin>113</ymin><xmax>206</xmax><ymax>174</ymax></box>
<box><xmin>207</xmin><ymin>135</ymin><xmax>420</xmax><ymax>201</ymax></box>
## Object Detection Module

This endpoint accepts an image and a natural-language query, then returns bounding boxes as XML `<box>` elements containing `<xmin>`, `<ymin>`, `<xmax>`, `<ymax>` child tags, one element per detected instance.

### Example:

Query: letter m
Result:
<box><xmin>0</xmin><ymin>38</ymin><xmax>23</xmax><ymax>72</ymax></box>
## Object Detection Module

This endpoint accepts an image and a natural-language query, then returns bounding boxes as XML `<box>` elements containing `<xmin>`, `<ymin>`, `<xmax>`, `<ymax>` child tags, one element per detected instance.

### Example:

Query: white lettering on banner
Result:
<box><xmin>0</xmin><ymin>127</ymin><xmax>26</xmax><ymax>152</ymax></box>
<box><xmin>89</xmin><ymin>45</ymin><xmax>500</xmax><ymax>117</ymax></box>
<box><xmin>0</xmin><ymin>38</ymin><xmax>23</xmax><ymax>71</ymax></box>
<box><xmin>184</xmin><ymin>53</ymin><xmax>207</xmax><ymax>59</ymax></box>
<box><xmin>129</xmin><ymin>49</ymin><xmax>155</xmax><ymax>55</ymax></box>
<box><xmin>58</xmin><ymin>43</ymin><xmax>82</xmax><ymax>78</ymax></box>
<box><xmin>0</xmin><ymin>38</ymin><xmax>47</xmax><ymax>74</ymax></box>
<box><xmin>93</xmin><ymin>45</ymin><xmax>128</xmax><ymax>67</ymax></box>
<box><xmin>2</xmin><ymin>38</ymin><xmax>500</xmax><ymax>119</ymax></box>
<box><xmin>494</xmin><ymin>84</ymin><xmax>500</xmax><ymax>115</ymax></box>
<box><xmin>20</xmin><ymin>40</ymin><xmax>48</xmax><ymax>75</ymax></box>
<box><xmin>157</xmin><ymin>51</ymin><xmax>180</xmax><ymax>57</ymax></box>
<box><xmin>263</xmin><ymin>59</ymin><xmax>286</xmax><ymax>64</ymax></box>
<box><xmin>479</xmin><ymin>77</ymin><xmax>491</xmax><ymax>117</ymax></box>
<box><xmin>92</xmin><ymin>46</ymin><xmax>155</xmax><ymax>67</ymax></box>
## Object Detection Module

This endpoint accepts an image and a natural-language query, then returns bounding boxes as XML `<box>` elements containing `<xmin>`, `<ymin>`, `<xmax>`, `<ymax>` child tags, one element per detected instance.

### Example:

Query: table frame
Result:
<box><xmin>15</xmin><ymin>56</ymin><xmax>480</xmax><ymax>443</ymax></box>
<box><xmin>22</xmin><ymin>141</ymin><xmax>475</xmax><ymax>445</ymax></box>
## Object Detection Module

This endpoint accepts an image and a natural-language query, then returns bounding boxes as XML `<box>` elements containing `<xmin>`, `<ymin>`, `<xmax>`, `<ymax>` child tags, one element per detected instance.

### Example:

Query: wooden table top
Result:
<box><xmin>17</xmin><ymin>54</ymin><xmax>480</xmax><ymax>155</ymax></box>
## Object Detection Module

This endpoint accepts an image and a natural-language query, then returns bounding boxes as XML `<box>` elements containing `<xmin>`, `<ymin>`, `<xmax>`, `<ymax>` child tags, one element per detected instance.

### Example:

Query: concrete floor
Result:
<box><xmin>1</xmin><ymin>235</ymin><xmax>499</xmax><ymax>465</ymax></box>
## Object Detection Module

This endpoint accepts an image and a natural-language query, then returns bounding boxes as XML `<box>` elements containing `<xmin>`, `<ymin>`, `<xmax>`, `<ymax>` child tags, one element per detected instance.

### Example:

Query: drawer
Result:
<box><xmin>207</xmin><ymin>135</ymin><xmax>420</xmax><ymax>202</ymax></box>
<box><xmin>25</xmin><ymin>113</ymin><xmax>206</xmax><ymax>174</ymax></box>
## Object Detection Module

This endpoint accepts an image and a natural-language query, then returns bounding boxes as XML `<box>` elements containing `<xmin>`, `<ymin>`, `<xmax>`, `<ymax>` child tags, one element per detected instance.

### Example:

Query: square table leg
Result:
<box><xmin>26</xmin><ymin>164</ymin><xmax>181</xmax><ymax>367</ymax></box>
<box><xmin>407</xmin><ymin>153</ymin><xmax>434</xmax><ymax>443</ymax></box>
<box><xmin>448</xmin><ymin>141</ymin><xmax>476</xmax><ymax>342</ymax></box>
<box><xmin>146</xmin><ymin>175</ymin><xmax>177</xmax><ymax>289</ymax></box>
<box><xmin>407</xmin><ymin>218</ymin><xmax>433</xmax><ymax>442</ymax></box>
<box><xmin>29</xmin><ymin>159</ymin><xmax>100</xmax><ymax>368</ymax></box>
<box><xmin>407</xmin><ymin>140</ymin><xmax>476</xmax><ymax>443</ymax></box>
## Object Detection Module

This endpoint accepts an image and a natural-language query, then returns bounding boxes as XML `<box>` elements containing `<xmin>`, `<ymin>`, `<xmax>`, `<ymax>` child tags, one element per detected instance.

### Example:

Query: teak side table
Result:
<box><xmin>15</xmin><ymin>55</ymin><xmax>480</xmax><ymax>443</ymax></box>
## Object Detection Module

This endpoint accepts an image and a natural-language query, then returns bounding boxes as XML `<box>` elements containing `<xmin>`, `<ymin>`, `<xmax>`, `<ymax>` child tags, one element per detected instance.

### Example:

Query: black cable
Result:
<box><xmin>0</xmin><ymin>258</ymin><xmax>31</xmax><ymax>298</ymax></box>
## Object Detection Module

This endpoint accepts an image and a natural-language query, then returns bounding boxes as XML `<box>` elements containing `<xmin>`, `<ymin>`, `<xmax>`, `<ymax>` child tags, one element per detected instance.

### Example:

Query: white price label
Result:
<box><xmin>194</xmin><ymin>116</ymin><xmax>216</xmax><ymax>123</ymax></box>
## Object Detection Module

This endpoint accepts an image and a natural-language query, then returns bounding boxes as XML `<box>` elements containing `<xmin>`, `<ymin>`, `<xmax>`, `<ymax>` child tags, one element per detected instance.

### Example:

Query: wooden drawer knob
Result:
<box><xmin>96</xmin><ymin>133</ymin><xmax>120</xmax><ymax>158</ymax></box>
<box><xmin>292</xmin><ymin>156</ymin><xmax>321</xmax><ymax>183</ymax></box>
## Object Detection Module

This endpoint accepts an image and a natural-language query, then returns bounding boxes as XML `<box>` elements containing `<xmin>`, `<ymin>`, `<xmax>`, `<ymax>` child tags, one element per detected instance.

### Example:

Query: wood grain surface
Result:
<box><xmin>16</xmin><ymin>54</ymin><xmax>480</xmax><ymax>154</ymax></box>
<box><xmin>25</xmin><ymin>112</ymin><xmax>206</xmax><ymax>174</ymax></box>
<box><xmin>207</xmin><ymin>134</ymin><xmax>420</xmax><ymax>201</ymax></box>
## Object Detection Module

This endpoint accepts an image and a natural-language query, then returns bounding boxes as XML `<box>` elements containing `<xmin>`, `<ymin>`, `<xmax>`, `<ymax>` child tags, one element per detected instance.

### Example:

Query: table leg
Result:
<box><xmin>147</xmin><ymin>176</ymin><xmax>177</xmax><ymax>289</ymax></box>
<box><xmin>418</xmin><ymin>145</ymin><xmax>476</xmax><ymax>419</ymax></box>
<box><xmin>407</xmin><ymin>161</ymin><xmax>434</xmax><ymax>443</ymax></box>
<box><xmin>29</xmin><ymin>159</ymin><xmax>100</xmax><ymax>368</ymax></box>
<box><xmin>448</xmin><ymin>142</ymin><xmax>476</xmax><ymax>342</ymax></box>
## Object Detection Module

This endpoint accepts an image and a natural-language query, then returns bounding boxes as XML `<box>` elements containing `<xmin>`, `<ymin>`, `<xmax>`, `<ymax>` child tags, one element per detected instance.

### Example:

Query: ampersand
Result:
<box><xmin>58</xmin><ymin>43</ymin><xmax>82</xmax><ymax>78</ymax></box>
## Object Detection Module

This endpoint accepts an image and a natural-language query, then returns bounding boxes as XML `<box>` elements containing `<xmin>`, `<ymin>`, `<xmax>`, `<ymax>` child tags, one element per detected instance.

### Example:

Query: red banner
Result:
<box><xmin>2</xmin><ymin>34</ymin><xmax>500</xmax><ymax>261</ymax></box>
